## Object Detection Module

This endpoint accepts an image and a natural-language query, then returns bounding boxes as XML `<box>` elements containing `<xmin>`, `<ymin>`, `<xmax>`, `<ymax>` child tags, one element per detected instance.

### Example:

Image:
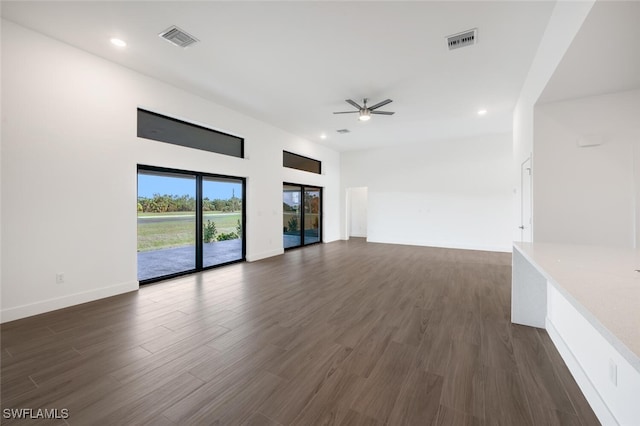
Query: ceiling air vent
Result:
<box><xmin>159</xmin><ymin>26</ymin><xmax>199</xmax><ymax>48</ymax></box>
<box><xmin>446</xmin><ymin>28</ymin><xmax>477</xmax><ymax>50</ymax></box>
<box><xmin>336</xmin><ymin>129</ymin><xmax>350</xmax><ymax>134</ymax></box>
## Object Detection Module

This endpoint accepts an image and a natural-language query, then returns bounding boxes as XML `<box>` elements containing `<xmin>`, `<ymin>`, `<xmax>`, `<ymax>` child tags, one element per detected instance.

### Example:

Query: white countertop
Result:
<box><xmin>514</xmin><ymin>242</ymin><xmax>640</xmax><ymax>373</ymax></box>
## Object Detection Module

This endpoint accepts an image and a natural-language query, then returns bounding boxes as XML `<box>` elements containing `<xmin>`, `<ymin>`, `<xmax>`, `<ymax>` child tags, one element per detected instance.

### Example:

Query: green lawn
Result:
<box><xmin>137</xmin><ymin>212</ymin><xmax>241</xmax><ymax>252</ymax></box>
<box><xmin>138</xmin><ymin>211</ymin><xmax>199</xmax><ymax>217</ymax></box>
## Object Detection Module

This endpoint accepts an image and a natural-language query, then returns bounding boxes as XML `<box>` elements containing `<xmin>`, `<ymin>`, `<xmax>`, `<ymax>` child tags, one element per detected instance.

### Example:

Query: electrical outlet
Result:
<box><xmin>56</xmin><ymin>273</ymin><xmax>64</xmax><ymax>284</ymax></box>
<box><xmin>609</xmin><ymin>359</ymin><xmax>618</xmax><ymax>386</ymax></box>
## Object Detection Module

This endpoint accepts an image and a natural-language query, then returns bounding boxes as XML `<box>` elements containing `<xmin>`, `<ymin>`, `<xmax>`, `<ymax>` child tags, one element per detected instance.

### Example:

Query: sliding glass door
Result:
<box><xmin>283</xmin><ymin>185</ymin><xmax>302</xmax><ymax>248</ymax></box>
<box><xmin>137</xmin><ymin>166</ymin><xmax>245</xmax><ymax>283</ymax></box>
<box><xmin>202</xmin><ymin>177</ymin><xmax>244</xmax><ymax>268</ymax></box>
<box><xmin>303</xmin><ymin>187</ymin><xmax>321</xmax><ymax>244</ymax></box>
<box><xmin>283</xmin><ymin>183</ymin><xmax>322</xmax><ymax>249</ymax></box>
<box><xmin>137</xmin><ymin>171</ymin><xmax>197</xmax><ymax>281</ymax></box>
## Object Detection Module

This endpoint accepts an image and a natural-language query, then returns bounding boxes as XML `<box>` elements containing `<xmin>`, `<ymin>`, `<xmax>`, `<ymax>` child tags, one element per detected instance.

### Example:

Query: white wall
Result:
<box><xmin>0</xmin><ymin>20</ymin><xmax>340</xmax><ymax>322</ymax></box>
<box><xmin>533</xmin><ymin>90</ymin><xmax>640</xmax><ymax>248</ymax></box>
<box><xmin>635</xmin><ymin>142</ymin><xmax>640</xmax><ymax>247</ymax></box>
<box><xmin>341</xmin><ymin>134</ymin><xmax>513</xmax><ymax>252</ymax></box>
<box><xmin>0</xmin><ymin>18</ymin><xmax>3</xmax><ymax>317</ymax></box>
<box><xmin>512</xmin><ymin>0</ymin><xmax>595</xmax><ymax>242</ymax></box>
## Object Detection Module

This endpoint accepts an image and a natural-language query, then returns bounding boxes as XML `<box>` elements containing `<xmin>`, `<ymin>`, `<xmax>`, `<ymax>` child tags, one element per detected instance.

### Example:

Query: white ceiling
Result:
<box><xmin>537</xmin><ymin>1</ymin><xmax>640</xmax><ymax>145</ymax></box>
<box><xmin>1</xmin><ymin>1</ymin><xmax>557</xmax><ymax>151</ymax></box>
<box><xmin>539</xmin><ymin>1</ymin><xmax>640</xmax><ymax>104</ymax></box>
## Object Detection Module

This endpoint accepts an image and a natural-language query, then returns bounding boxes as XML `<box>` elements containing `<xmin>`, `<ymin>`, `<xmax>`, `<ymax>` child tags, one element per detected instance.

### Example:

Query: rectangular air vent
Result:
<box><xmin>159</xmin><ymin>26</ymin><xmax>199</xmax><ymax>48</ymax></box>
<box><xmin>446</xmin><ymin>28</ymin><xmax>477</xmax><ymax>50</ymax></box>
<box><xmin>336</xmin><ymin>129</ymin><xmax>350</xmax><ymax>134</ymax></box>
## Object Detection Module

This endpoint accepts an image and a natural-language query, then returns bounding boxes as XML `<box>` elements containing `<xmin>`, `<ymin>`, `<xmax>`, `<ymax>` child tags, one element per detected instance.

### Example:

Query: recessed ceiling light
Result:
<box><xmin>320</xmin><ymin>133</ymin><xmax>327</xmax><ymax>140</ymax></box>
<box><xmin>477</xmin><ymin>109</ymin><xmax>487</xmax><ymax>116</ymax></box>
<box><xmin>110</xmin><ymin>38</ymin><xmax>127</xmax><ymax>48</ymax></box>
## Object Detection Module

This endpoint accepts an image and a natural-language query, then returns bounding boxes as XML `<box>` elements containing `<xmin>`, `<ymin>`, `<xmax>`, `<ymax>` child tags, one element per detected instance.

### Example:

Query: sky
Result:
<box><xmin>283</xmin><ymin>191</ymin><xmax>300</xmax><ymax>207</ymax></box>
<box><xmin>138</xmin><ymin>173</ymin><xmax>242</xmax><ymax>200</ymax></box>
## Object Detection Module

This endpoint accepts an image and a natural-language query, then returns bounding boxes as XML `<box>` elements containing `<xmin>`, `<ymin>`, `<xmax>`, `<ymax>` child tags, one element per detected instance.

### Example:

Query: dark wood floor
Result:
<box><xmin>1</xmin><ymin>239</ymin><xmax>599</xmax><ymax>425</ymax></box>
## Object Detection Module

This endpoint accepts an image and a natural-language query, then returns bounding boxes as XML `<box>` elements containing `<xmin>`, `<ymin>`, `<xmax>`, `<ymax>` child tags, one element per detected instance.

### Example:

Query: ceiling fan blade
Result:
<box><xmin>368</xmin><ymin>99</ymin><xmax>393</xmax><ymax>110</ymax></box>
<box><xmin>333</xmin><ymin>111</ymin><xmax>359</xmax><ymax>114</ymax></box>
<box><xmin>345</xmin><ymin>99</ymin><xmax>363</xmax><ymax>110</ymax></box>
<box><xmin>370</xmin><ymin>111</ymin><xmax>395</xmax><ymax>115</ymax></box>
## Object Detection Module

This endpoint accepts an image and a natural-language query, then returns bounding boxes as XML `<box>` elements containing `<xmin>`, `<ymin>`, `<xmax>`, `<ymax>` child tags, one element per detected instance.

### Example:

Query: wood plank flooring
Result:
<box><xmin>1</xmin><ymin>239</ymin><xmax>600</xmax><ymax>425</ymax></box>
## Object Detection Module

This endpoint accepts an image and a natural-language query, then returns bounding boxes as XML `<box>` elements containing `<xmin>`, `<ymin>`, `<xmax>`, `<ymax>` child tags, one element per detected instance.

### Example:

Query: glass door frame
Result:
<box><xmin>283</xmin><ymin>182</ymin><xmax>323</xmax><ymax>250</ymax></box>
<box><xmin>137</xmin><ymin>164</ymin><xmax>246</xmax><ymax>284</ymax></box>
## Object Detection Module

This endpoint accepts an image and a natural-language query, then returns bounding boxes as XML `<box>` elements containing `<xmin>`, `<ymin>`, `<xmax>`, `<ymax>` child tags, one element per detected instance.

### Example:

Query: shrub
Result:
<box><xmin>203</xmin><ymin>220</ymin><xmax>217</xmax><ymax>243</ymax></box>
<box><xmin>287</xmin><ymin>216</ymin><xmax>299</xmax><ymax>232</ymax></box>
<box><xmin>236</xmin><ymin>219</ymin><xmax>243</xmax><ymax>238</ymax></box>
<box><xmin>217</xmin><ymin>232</ymin><xmax>238</xmax><ymax>241</ymax></box>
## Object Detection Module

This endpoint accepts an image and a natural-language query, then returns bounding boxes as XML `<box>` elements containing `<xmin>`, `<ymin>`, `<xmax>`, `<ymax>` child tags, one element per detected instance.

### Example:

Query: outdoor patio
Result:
<box><xmin>137</xmin><ymin>239</ymin><xmax>242</xmax><ymax>281</ymax></box>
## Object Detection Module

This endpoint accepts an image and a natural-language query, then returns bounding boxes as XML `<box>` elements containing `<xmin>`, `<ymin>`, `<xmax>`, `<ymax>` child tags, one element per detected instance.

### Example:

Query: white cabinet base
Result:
<box><xmin>512</xmin><ymin>243</ymin><xmax>640</xmax><ymax>426</ymax></box>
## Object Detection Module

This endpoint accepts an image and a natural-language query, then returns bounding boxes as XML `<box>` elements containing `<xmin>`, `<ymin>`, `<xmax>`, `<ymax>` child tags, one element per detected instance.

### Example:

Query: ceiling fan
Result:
<box><xmin>333</xmin><ymin>98</ymin><xmax>395</xmax><ymax>121</ymax></box>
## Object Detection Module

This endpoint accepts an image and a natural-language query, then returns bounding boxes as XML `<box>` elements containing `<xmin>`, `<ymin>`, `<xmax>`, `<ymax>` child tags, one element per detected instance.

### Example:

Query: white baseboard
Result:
<box><xmin>1</xmin><ymin>281</ymin><xmax>139</xmax><ymax>324</ymax></box>
<box><xmin>545</xmin><ymin>318</ymin><xmax>619</xmax><ymax>426</ymax></box>
<box><xmin>323</xmin><ymin>236</ymin><xmax>342</xmax><ymax>243</ymax></box>
<box><xmin>365</xmin><ymin>237</ymin><xmax>512</xmax><ymax>253</ymax></box>
<box><xmin>246</xmin><ymin>248</ymin><xmax>284</xmax><ymax>262</ymax></box>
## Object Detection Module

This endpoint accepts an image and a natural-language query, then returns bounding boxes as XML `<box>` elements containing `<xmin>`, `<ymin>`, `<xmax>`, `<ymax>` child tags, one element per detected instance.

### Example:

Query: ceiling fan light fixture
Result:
<box><xmin>334</xmin><ymin>98</ymin><xmax>394</xmax><ymax>121</ymax></box>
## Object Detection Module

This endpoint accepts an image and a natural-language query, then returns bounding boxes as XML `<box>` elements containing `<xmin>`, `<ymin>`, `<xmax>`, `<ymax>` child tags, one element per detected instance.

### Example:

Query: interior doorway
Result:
<box><xmin>347</xmin><ymin>187</ymin><xmax>368</xmax><ymax>238</ymax></box>
<box><xmin>520</xmin><ymin>157</ymin><xmax>532</xmax><ymax>242</ymax></box>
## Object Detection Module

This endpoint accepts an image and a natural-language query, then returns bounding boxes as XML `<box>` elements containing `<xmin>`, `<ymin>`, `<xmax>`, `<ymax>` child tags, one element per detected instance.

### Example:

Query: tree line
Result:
<box><xmin>138</xmin><ymin>194</ymin><xmax>242</xmax><ymax>213</ymax></box>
